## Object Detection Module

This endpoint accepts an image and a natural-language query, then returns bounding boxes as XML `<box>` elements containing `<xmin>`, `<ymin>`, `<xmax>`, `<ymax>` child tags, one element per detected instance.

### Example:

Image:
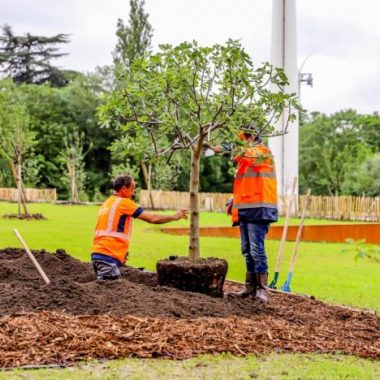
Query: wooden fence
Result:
<box><xmin>0</xmin><ymin>188</ymin><xmax>57</xmax><ymax>203</ymax></box>
<box><xmin>140</xmin><ymin>190</ymin><xmax>380</xmax><ymax>221</ymax></box>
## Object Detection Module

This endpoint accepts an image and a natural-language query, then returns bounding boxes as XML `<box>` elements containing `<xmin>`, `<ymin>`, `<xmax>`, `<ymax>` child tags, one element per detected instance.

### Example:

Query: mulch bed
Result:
<box><xmin>0</xmin><ymin>248</ymin><xmax>379</xmax><ymax>368</ymax></box>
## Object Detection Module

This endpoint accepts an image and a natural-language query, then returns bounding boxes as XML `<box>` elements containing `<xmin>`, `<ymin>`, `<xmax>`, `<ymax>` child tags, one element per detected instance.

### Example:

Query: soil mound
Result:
<box><xmin>0</xmin><ymin>248</ymin><xmax>379</xmax><ymax>367</ymax></box>
<box><xmin>0</xmin><ymin>248</ymin><xmax>268</xmax><ymax>318</ymax></box>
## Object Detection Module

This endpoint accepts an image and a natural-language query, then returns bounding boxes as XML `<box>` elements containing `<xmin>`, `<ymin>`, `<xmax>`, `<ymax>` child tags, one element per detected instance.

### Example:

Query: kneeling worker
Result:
<box><xmin>91</xmin><ymin>174</ymin><xmax>188</xmax><ymax>280</ymax></box>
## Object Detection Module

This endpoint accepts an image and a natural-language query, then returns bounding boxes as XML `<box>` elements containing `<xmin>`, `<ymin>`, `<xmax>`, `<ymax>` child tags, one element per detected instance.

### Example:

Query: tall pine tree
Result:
<box><xmin>0</xmin><ymin>24</ymin><xmax>69</xmax><ymax>87</ymax></box>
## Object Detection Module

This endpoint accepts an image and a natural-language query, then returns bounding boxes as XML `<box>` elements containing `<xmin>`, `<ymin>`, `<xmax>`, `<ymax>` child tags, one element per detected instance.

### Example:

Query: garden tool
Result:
<box><xmin>281</xmin><ymin>189</ymin><xmax>312</xmax><ymax>292</ymax></box>
<box><xmin>13</xmin><ymin>228</ymin><xmax>50</xmax><ymax>284</ymax></box>
<box><xmin>269</xmin><ymin>177</ymin><xmax>297</xmax><ymax>289</ymax></box>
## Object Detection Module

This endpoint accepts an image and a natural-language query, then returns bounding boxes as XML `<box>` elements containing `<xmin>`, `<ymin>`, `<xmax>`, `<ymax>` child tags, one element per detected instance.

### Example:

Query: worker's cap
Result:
<box><xmin>237</xmin><ymin>123</ymin><xmax>262</xmax><ymax>143</ymax></box>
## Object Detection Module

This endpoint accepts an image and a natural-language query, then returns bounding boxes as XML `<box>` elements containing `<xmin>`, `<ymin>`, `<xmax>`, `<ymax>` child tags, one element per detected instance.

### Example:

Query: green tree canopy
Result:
<box><xmin>299</xmin><ymin>110</ymin><xmax>379</xmax><ymax>195</ymax></box>
<box><xmin>20</xmin><ymin>75</ymin><xmax>112</xmax><ymax>199</ymax></box>
<box><xmin>0</xmin><ymin>24</ymin><xmax>69</xmax><ymax>87</ymax></box>
<box><xmin>113</xmin><ymin>0</ymin><xmax>153</xmax><ymax>70</ymax></box>
<box><xmin>342</xmin><ymin>153</ymin><xmax>380</xmax><ymax>196</ymax></box>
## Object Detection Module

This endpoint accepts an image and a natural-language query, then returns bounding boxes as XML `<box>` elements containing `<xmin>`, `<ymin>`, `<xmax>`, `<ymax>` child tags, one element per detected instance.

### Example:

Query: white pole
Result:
<box><xmin>13</xmin><ymin>229</ymin><xmax>51</xmax><ymax>285</ymax></box>
<box><xmin>269</xmin><ymin>0</ymin><xmax>299</xmax><ymax>206</ymax></box>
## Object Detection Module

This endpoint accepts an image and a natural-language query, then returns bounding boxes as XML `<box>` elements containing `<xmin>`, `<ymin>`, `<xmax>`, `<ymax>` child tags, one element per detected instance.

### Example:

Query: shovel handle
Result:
<box><xmin>13</xmin><ymin>228</ymin><xmax>50</xmax><ymax>285</ymax></box>
<box><xmin>274</xmin><ymin>177</ymin><xmax>297</xmax><ymax>272</ymax></box>
<box><xmin>288</xmin><ymin>189</ymin><xmax>312</xmax><ymax>273</ymax></box>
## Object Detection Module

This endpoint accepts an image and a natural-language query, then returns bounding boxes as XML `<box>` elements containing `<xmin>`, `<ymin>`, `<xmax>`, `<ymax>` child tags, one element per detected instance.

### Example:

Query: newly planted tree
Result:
<box><xmin>0</xmin><ymin>80</ymin><xmax>35</xmax><ymax>216</ymax></box>
<box><xmin>61</xmin><ymin>129</ymin><xmax>88</xmax><ymax>203</ymax></box>
<box><xmin>100</xmin><ymin>40</ymin><xmax>300</xmax><ymax>261</ymax></box>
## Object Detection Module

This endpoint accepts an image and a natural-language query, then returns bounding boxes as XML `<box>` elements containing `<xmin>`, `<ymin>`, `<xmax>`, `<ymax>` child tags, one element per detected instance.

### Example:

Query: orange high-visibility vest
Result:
<box><xmin>92</xmin><ymin>195</ymin><xmax>140</xmax><ymax>265</ymax></box>
<box><xmin>232</xmin><ymin>144</ymin><xmax>277</xmax><ymax>223</ymax></box>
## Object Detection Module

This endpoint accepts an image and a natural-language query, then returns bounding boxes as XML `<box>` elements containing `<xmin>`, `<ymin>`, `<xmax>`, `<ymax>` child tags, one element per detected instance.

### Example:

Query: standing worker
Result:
<box><xmin>91</xmin><ymin>174</ymin><xmax>188</xmax><ymax>280</ymax></box>
<box><xmin>211</xmin><ymin>129</ymin><xmax>278</xmax><ymax>302</ymax></box>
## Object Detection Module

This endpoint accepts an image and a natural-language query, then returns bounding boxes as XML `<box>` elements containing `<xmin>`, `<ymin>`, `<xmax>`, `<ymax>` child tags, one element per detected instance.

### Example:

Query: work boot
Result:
<box><xmin>228</xmin><ymin>272</ymin><xmax>256</xmax><ymax>298</ymax></box>
<box><xmin>256</xmin><ymin>273</ymin><xmax>269</xmax><ymax>303</ymax></box>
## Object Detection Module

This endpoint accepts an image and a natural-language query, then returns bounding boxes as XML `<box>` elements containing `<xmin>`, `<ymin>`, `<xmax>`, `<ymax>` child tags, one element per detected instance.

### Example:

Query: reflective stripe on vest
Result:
<box><xmin>107</xmin><ymin>197</ymin><xmax>122</xmax><ymax>230</ymax></box>
<box><xmin>235</xmin><ymin>168</ymin><xmax>276</xmax><ymax>179</ymax></box>
<box><xmin>233</xmin><ymin>202</ymin><xmax>277</xmax><ymax>209</ymax></box>
<box><xmin>95</xmin><ymin>197</ymin><xmax>131</xmax><ymax>241</ymax></box>
<box><xmin>94</xmin><ymin>230</ymin><xmax>130</xmax><ymax>240</ymax></box>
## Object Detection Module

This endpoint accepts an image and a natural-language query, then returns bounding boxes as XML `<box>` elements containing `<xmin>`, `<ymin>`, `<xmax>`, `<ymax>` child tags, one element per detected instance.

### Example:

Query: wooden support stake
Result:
<box><xmin>13</xmin><ymin>228</ymin><xmax>50</xmax><ymax>285</ymax></box>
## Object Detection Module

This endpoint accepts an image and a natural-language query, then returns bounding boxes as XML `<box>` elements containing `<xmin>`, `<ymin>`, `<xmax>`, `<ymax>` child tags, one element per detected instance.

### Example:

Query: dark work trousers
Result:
<box><xmin>239</xmin><ymin>222</ymin><xmax>269</xmax><ymax>273</ymax></box>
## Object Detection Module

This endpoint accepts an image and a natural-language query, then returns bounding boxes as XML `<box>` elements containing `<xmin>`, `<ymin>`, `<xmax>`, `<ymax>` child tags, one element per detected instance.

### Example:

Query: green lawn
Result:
<box><xmin>3</xmin><ymin>354</ymin><xmax>380</xmax><ymax>380</ymax></box>
<box><xmin>1</xmin><ymin>201</ymin><xmax>378</xmax><ymax>311</ymax></box>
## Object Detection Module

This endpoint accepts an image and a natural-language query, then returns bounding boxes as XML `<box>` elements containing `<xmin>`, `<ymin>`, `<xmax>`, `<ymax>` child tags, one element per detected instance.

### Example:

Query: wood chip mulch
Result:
<box><xmin>0</xmin><ymin>309</ymin><xmax>379</xmax><ymax>368</ymax></box>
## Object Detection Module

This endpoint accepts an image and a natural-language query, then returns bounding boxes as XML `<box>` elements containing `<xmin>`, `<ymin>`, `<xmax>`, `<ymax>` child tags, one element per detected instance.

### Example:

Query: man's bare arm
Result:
<box><xmin>137</xmin><ymin>209</ymin><xmax>188</xmax><ymax>224</ymax></box>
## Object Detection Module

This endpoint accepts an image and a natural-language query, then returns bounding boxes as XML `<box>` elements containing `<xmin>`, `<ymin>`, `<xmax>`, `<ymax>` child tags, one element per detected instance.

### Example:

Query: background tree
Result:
<box><xmin>299</xmin><ymin>110</ymin><xmax>379</xmax><ymax>195</ymax></box>
<box><xmin>111</xmin><ymin>131</ymin><xmax>182</xmax><ymax>207</ymax></box>
<box><xmin>0</xmin><ymin>80</ymin><xmax>35</xmax><ymax>216</ymax></box>
<box><xmin>112</xmin><ymin>0</ymin><xmax>156</xmax><ymax>204</ymax></box>
<box><xmin>21</xmin><ymin>75</ymin><xmax>111</xmax><ymax>199</ymax></box>
<box><xmin>342</xmin><ymin>153</ymin><xmax>380</xmax><ymax>196</ymax></box>
<box><xmin>61</xmin><ymin>129</ymin><xmax>88</xmax><ymax>203</ymax></box>
<box><xmin>99</xmin><ymin>40</ymin><xmax>300</xmax><ymax>260</ymax></box>
<box><xmin>0</xmin><ymin>24</ymin><xmax>70</xmax><ymax>87</ymax></box>
<box><xmin>113</xmin><ymin>0</ymin><xmax>153</xmax><ymax>70</ymax></box>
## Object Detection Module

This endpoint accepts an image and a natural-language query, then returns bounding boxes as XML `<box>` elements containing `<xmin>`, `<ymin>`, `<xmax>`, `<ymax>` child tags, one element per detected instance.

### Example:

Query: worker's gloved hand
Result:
<box><xmin>225</xmin><ymin>198</ymin><xmax>233</xmax><ymax>215</ymax></box>
<box><xmin>212</xmin><ymin>145</ymin><xmax>223</xmax><ymax>153</ymax></box>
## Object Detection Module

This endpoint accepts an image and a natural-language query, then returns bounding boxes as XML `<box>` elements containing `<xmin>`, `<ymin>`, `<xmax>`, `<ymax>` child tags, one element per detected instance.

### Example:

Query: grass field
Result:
<box><xmin>3</xmin><ymin>354</ymin><xmax>380</xmax><ymax>380</ymax></box>
<box><xmin>0</xmin><ymin>202</ymin><xmax>378</xmax><ymax>311</ymax></box>
<box><xmin>1</xmin><ymin>201</ymin><xmax>379</xmax><ymax>379</ymax></box>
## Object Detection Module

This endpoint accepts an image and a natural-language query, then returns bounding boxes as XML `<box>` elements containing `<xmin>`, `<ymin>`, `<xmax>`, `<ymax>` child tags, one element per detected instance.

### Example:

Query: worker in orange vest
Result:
<box><xmin>92</xmin><ymin>175</ymin><xmax>188</xmax><ymax>280</ymax></box>
<box><xmin>211</xmin><ymin>129</ymin><xmax>277</xmax><ymax>302</ymax></box>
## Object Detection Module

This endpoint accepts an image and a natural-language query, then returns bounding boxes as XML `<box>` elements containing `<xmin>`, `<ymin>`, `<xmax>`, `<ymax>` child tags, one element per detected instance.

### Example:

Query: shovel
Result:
<box><xmin>269</xmin><ymin>177</ymin><xmax>297</xmax><ymax>289</ymax></box>
<box><xmin>281</xmin><ymin>189</ymin><xmax>312</xmax><ymax>292</ymax></box>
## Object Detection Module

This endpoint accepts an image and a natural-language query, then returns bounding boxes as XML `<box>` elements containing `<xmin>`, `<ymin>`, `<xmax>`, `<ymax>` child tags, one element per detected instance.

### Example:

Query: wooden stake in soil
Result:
<box><xmin>13</xmin><ymin>228</ymin><xmax>51</xmax><ymax>285</ymax></box>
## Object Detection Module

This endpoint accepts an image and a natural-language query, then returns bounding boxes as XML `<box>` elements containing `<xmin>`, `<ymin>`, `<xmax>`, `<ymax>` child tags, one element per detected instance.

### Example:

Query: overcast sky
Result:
<box><xmin>1</xmin><ymin>0</ymin><xmax>379</xmax><ymax>115</ymax></box>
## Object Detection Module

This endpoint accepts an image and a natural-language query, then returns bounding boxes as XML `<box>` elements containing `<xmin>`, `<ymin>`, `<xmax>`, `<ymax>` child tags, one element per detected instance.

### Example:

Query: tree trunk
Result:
<box><xmin>71</xmin><ymin>165</ymin><xmax>76</xmax><ymax>202</ymax></box>
<box><xmin>188</xmin><ymin>144</ymin><xmax>202</xmax><ymax>261</ymax></box>
<box><xmin>15</xmin><ymin>161</ymin><xmax>22</xmax><ymax>217</ymax></box>
<box><xmin>20</xmin><ymin>182</ymin><xmax>28</xmax><ymax>213</ymax></box>
<box><xmin>10</xmin><ymin>162</ymin><xmax>28</xmax><ymax>215</ymax></box>
<box><xmin>141</xmin><ymin>161</ymin><xmax>155</xmax><ymax>209</ymax></box>
<box><xmin>68</xmin><ymin>160</ymin><xmax>79</xmax><ymax>203</ymax></box>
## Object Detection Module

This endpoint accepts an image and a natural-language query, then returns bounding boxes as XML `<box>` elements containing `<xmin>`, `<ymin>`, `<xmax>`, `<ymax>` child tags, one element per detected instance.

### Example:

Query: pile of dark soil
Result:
<box><xmin>0</xmin><ymin>248</ymin><xmax>262</xmax><ymax>318</ymax></box>
<box><xmin>3</xmin><ymin>213</ymin><xmax>46</xmax><ymax>220</ymax></box>
<box><xmin>0</xmin><ymin>248</ymin><xmax>379</xmax><ymax>367</ymax></box>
